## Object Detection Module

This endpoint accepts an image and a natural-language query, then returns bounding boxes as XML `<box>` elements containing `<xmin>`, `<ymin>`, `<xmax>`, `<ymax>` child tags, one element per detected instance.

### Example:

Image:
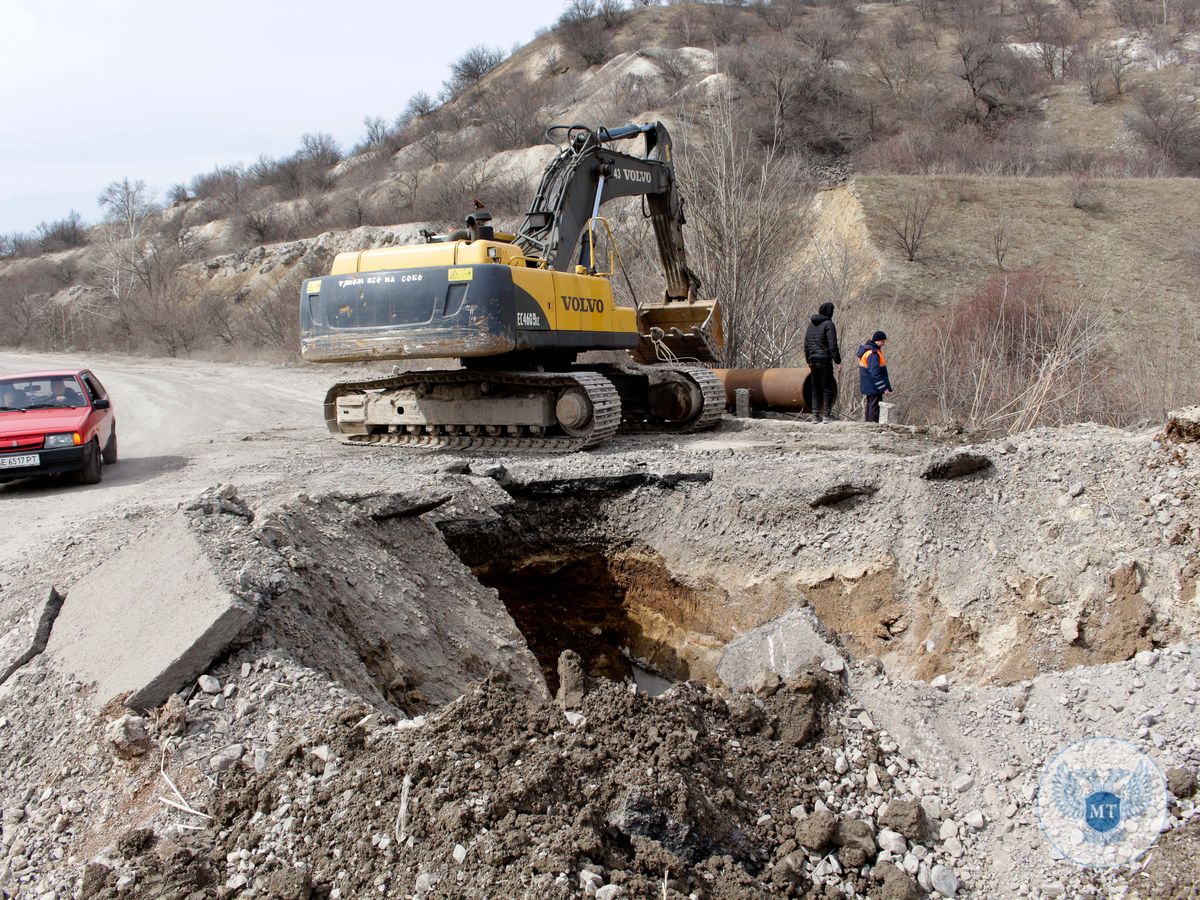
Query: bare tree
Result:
<box><xmin>862</xmin><ymin>37</ymin><xmax>935</xmax><ymax>104</ymax></box>
<box><xmin>754</xmin><ymin>0</ymin><xmax>801</xmax><ymax>32</ymax></box>
<box><xmin>990</xmin><ymin>215</ymin><xmax>1012</xmax><ymax>268</ymax></box>
<box><xmin>799</xmin><ymin>8</ymin><xmax>852</xmax><ymax>68</ymax></box>
<box><xmin>361</xmin><ymin>116</ymin><xmax>389</xmax><ymax>148</ymax></box>
<box><xmin>1079</xmin><ymin>44</ymin><xmax>1108</xmax><ymax>103</ymax></box>
<box><xmin>337</xmin><ymin>152</ymin><xmax>398</xmax><ymax>228</ymax></box>
<box><xmin>677</xmin><ymin>88</ymin><xmax>815</xmax><ymax>368</ymax></box>
<box><xmin>243</xmin><ymin>262</ymin><xmax>324</xmax><ymax>355</ymax></box>
<box><xmin>479</xmin><ymin>79</ymin><xmax>552</xmax><ymax>151</ymax></box>
<box><xmin>914</xmin><ymin>0</ymin><xmax>940</xmax><ymax>22</ymax></box>
<box><xmin>35</xmin><ymin>211</ymin><xmax>88</xmax><ymax>252</ymax></box>
<box><xmin>1128</xmin><ymin>84</ymin><xmax>1200</xmax><ymax>170</ymax></box>
<box><xmin>92</xmin><ymin>180</ymin><xmax>216</xmax><ymax>354</ymax></box>
<box><xmin>0</xmin><ymin>265</ymin><xmax>59</xmax><ymax>346</ymax></box>
<box><xmin>191</xmin><ymin>165</ymin><xmax>249</xmax><ymax>217</ymax></box>
<box><xmin>880</xmin><ymin>185</ymin><xmax>940</xmax><ymax>261</ymax></box>
<box><xmin>448</xmin><ymin>45</ymin><xmax>507</xmax><ymax>93</ymax></box>
<box><xmin>595</xmin><ymin>0</ymin><xmax>628</xmax><ymax>28</ymax></box>
<box><xmin>557</xmin><ymin>0</ymin><xmax>616</xmax><ymax>66</ymax></box>
<box><xmin>955</xmin><ymin>32</ymin><xmax>1005</xmax><ymax>117</ymax></box>
<box><xmin>299</xmin><ymin>132</ymin><xmax>342</xmax><ymax>168</ymax></box>
<box><xmin>397</xmin><ymin>91</ymin><xmax>438</xmax><ymax>131</ymax></box>
<box><xmin>1107</xmin><ymin>42</ymin><xmax>1135</xmax><ymax>94</ymax></box>
<box><xmin>723</xmin><ymin>38</ymin><xmax>808</xmax><ymax>144</ymax></box>
<box><xmin>94</xmin><ymin>178</ymin><xmax>157</xmax><ymax>337</ymax></box>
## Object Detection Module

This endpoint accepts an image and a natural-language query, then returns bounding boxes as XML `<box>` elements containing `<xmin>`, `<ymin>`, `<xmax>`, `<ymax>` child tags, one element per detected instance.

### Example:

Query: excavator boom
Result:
<box><xmin>515</xmin><ymin>123</ymin><xmax>722</xmax><ymax>364</ymax></box>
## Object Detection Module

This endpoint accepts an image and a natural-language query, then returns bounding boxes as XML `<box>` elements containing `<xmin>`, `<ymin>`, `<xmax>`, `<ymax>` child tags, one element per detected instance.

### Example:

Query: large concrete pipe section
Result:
<box><xmin>712</xmin><ymin>368</ymin><xmax>834</xmax><ymax>412</ymax></box>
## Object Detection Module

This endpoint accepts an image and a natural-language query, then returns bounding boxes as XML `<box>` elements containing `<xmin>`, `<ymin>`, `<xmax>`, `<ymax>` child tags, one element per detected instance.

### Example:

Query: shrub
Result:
<box><xmin>557</xmin><ymin>0</ymin><xmax>618</xmax><ymax>66</ymax></box>
<box><xmin>911</xmin><ymin>271</ymin><xmax>1113</xmax><ymax>433</ymax></box>
<box><xmin>478</xmin><ymin>79</ymin><xmax>553</xmax><ymax>151</ymax></box>
<box><xmin>1067</xmin><ymin>172</ymin><xmax>1104</xmax><ymax>212</ymax></box>
<box><xmin>35</xmin><ymin>211</ymin><xmax>89</xmax><ymax>252</ymax></box>
<box><xmin>447</xmin><ymin>45</ymin><xmax>507</xmax><ymax>94</ymax></box>
<box><xmin>1127</xmin><ymin>84</ymin><xmax>1200</xmax><ymax>173</ymax></box>
<box><xmin>190</xmin><ymin>166</ymin><xmax>249</xmax><ymax>214</ymax></box>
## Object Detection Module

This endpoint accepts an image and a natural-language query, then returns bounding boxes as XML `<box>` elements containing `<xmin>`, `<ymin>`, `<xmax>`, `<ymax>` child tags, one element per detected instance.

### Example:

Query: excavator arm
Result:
<box><xmin>515</xmin><ymin>123</ymin><xmax>721</xmax><ymax>362</ymax></box>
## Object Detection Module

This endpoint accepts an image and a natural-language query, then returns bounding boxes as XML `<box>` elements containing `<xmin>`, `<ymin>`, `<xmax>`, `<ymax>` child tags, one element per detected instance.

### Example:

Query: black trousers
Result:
<box><xmin>808</xmin><ymin>359</ymin><xmax>835</xmax><ymax>415</ymax></box>
<box><xmin>864</xmin><ymin>393</ymin><xmax>882</xmax><ymax>422</ymax></box>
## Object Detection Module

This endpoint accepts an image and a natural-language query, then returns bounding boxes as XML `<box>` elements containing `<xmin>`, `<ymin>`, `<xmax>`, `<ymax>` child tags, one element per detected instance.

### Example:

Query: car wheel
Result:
<box><xmin>78</xmin><ymin>439</ymin><xmax>102</xmax><ymax>485</ymax></box>
<box><xmin>103</xmin><ymin>428</ymin><xmax>118</xmax><ymax>465</ymax></box>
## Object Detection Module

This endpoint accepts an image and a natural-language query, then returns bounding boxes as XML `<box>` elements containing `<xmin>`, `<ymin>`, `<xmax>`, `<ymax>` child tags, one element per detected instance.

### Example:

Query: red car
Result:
<box><xmin>0</xmin><ymin>369</ymin><xmax>117</xmax><ymax>484</ymax></box>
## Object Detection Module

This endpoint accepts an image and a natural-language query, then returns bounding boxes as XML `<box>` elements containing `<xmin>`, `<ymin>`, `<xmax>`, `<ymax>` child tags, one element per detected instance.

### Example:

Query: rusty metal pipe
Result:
<box><xmin>712</xmin><ymin>368</ymin><xmax>835</xmax><ymax>413</ymax></box>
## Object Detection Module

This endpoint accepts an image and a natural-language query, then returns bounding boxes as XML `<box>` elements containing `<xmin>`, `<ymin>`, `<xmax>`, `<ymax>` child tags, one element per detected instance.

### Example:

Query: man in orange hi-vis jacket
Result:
<box><xmin>857</xmin><ymin>331</ymin><xmax>893</xmax><ymax>423</ymax></box>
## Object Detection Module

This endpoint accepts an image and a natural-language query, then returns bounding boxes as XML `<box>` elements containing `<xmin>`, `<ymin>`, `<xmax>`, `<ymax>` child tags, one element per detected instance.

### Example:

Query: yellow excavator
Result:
<box><xmin>300</xmin><ymin>122</ymin><xmax>723</xmax><ymax>450</ymax></box>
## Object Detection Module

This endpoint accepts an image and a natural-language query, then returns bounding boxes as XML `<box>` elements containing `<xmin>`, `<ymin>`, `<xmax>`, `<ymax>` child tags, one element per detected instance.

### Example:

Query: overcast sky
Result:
<box><xmin>0</xmin><ymin>0</ymin><xmax>566</xmax><ymax>233</ymax></box>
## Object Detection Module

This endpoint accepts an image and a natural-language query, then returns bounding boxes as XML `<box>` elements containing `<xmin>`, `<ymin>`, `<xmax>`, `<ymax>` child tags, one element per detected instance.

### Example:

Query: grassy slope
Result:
<box><xmin>851</xmin><ymin>175</ymin><xmax>1199</xmax><ymax>347</ymax></box>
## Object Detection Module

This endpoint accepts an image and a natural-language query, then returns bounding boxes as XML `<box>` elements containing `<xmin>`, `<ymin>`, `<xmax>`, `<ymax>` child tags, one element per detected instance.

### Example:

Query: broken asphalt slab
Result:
<box><xmin>45</xmin><ymin>513</ymin><xmax>254</xmax><ymax>711</ymax></box>
<box><xmin>0</xmin><ymin>588</ymin><xmax>65</xmax><ymax>687</ymax></box>
<box><xmin>497</xmin><ymin>469</ymin><xmax>714</xmax><ymax>496</ymax></box>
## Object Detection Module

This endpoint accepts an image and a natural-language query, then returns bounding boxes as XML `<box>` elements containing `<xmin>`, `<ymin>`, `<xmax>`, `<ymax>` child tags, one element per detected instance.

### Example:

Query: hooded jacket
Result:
<box><xmin>804</xmin><ymin>302</ymin><xmax>841</xmax><ymax>363</ymax></box>
<box><xmin>858</xmin><ymin>340</ymin><xmax>892</xmax><ymax>396</ymax></box>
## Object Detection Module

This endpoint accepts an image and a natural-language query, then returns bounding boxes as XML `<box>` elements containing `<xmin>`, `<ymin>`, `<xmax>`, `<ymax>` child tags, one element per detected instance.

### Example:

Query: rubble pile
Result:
<box><xmin>76</xmin><ymin>660</ymin><xmax>991</xmax><ymax>900</ymax></box>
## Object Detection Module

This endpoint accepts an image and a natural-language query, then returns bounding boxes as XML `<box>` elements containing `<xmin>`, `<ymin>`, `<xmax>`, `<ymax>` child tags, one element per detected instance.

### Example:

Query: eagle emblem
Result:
<box><xmin>1049</xmin><ymin>759</ymin><xmax>1158</xmax><ymax>844</ymax></box>
<box><xmin>1037</xmin><ymin>737</ymin><xmax>1167</xmax><ymax>868</ymax></box>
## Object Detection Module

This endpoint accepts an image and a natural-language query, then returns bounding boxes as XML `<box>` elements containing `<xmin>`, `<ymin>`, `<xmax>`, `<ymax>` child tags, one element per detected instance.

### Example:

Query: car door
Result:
<box><xmin>79</xmin><ymin>372</ymin><xmax>113</xmax><ymax>446</ymax></box>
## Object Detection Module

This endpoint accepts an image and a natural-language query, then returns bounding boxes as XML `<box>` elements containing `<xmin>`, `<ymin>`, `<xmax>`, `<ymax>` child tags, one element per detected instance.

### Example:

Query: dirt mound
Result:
<box><xmin>83</xmin><ymin>667</ymin><xmax>902</xmax><ymax>899</ymax></box>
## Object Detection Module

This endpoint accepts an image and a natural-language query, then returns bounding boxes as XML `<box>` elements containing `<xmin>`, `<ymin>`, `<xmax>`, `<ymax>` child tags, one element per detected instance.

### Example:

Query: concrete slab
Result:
<box><xmin>716</xmin><ymin>605</ymin><xmax>841</xmax><ymax>691</ymax></box>
<box><xmin>46</xmin><ymin>514</ymin><xmax>254</xmax><ymax>711</ymax></box>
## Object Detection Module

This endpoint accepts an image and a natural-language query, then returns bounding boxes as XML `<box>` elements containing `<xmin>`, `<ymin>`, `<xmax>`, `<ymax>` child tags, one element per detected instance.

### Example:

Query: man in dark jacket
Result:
<box><xmin>803</xmin><ymin>302</ymin><xmax>841</xmax><ymax>422</ymax></box>
<box><xmin>857</xmin><ymin>331</ymin><xmax>893</xmax><ymax>423</ymax></box>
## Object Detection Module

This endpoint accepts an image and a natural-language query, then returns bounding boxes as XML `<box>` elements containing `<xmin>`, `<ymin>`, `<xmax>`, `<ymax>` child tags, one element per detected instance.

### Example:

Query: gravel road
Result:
<box><xmin>0</xmin><ymin>352</ymin><xmax>333</xmax><ymax>568</ymax></box>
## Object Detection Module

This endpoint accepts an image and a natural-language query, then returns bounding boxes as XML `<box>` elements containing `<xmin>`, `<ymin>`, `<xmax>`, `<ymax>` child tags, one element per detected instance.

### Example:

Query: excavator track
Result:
<box><xmin>617</xmin><ymin>365</ymin><xmax>726</xmax><ymax>435</ymax></box>
<box><xmin>324</xmin><ymin>369</ymin><xmax>621</xmax><ymax>452</ymax></box>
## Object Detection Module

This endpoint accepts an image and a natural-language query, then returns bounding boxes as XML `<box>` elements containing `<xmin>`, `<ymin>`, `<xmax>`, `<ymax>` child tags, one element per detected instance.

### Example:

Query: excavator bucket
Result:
<box><xmin>633</xmin><ymin>299</ymin><xmax>724</xmax><ymax>365</ymax></box>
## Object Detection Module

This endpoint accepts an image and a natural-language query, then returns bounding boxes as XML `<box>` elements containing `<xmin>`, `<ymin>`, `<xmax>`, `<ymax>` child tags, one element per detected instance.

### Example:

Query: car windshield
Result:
<box><xmin>0</xmin><ymin>376</ymin><xmax>88</xmax><ymax>411</ymax></box>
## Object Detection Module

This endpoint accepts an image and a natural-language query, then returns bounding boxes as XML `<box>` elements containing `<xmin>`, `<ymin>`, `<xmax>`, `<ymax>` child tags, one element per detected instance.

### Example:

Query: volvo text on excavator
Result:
<box><xmin>300</xmin><ymin>122</ymin><xmax>723</xmax><ymax>451</ymax></box>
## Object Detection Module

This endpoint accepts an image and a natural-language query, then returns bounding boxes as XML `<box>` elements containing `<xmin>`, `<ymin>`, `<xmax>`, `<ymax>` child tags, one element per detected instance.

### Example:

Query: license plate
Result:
<box><xmin>0</xmin><ymin>454</ymin><xmax>39</xmax><ymax>469</ymax></box>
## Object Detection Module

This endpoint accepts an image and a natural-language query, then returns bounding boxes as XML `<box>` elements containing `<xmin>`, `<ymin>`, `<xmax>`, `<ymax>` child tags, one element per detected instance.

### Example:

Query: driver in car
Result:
<box><xmin>49</xmin><ymin>378</ymin><xmax>84</xmax><ymax>407</ymax></box>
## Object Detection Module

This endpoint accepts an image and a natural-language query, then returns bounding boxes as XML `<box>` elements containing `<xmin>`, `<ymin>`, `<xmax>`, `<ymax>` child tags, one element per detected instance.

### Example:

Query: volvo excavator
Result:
<box><xmin>300</xmin><ymin>122</ymin><xmax>723</xmax><ymax>451</ymax></box>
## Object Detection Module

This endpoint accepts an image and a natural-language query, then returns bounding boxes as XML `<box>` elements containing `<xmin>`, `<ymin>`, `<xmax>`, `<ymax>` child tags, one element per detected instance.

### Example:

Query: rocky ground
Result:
<box><xmin>0</xmin><ymin>352</ymin><xmax>1197</xmax><ymax>898</ymax></box>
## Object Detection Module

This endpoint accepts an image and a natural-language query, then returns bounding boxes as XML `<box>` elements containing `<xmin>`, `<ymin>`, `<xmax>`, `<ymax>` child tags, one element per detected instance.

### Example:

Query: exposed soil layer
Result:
<box><xmin>463</xmin><ymin>544</ymin><xmax>730</xmax><ymax>693</ymax></box>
